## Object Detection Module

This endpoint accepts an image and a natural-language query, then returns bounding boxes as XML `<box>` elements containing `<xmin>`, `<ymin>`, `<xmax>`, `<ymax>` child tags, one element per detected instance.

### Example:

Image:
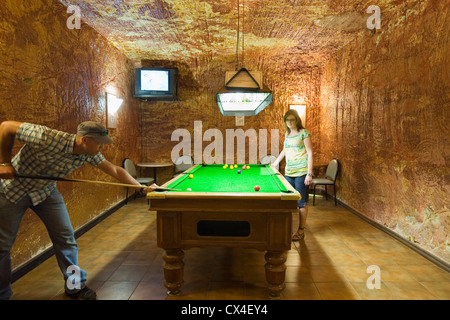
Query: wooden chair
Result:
<box><xmin>122</xmin><ymin>158</ymin><xmax>154</xmax><ymax>203</ymax></box>
<box><xmin>312</xmin><ymin>158</ymin><xmax>339</xmax><ymax>206</ymax></box>
<box><xmin>260</xmin><ymin>155</ymin><xmax>279</xmax><ymax>170</ymax></box>
<box><xmin>173</xmin><ymin>155</ymin><xmax>194</xmax><ymax>178</ymax></box>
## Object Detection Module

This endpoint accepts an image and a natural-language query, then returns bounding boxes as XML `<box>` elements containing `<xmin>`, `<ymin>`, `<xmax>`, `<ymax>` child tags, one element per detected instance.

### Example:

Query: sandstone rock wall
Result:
<box><xmin>0</xmin><ymin>0</ymin><xmax>141</xmax><ymax>269</ymax></box>
<box><xmin>318</xmin><ymin>0</ymin><xmax>449</xmax><ymax>262</ymax></box>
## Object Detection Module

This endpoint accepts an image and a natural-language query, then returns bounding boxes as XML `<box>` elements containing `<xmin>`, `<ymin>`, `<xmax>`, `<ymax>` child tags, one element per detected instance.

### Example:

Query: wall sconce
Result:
<box><xmin>289</xmin><ymin>104</ymin><xmax>307</xmax><ymax>126</ymax></box>
<box><xmin>106</xmin><ymin>93</ymin><xmax>123</xmax><ymax>128</ymax></box>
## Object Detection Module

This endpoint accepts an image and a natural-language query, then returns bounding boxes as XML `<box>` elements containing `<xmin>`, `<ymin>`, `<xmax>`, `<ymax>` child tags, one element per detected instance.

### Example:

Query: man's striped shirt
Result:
<box><xmin>0</xmin><ymin>123</ymin><xmax>105</xmax><ymax>205</ymax></box>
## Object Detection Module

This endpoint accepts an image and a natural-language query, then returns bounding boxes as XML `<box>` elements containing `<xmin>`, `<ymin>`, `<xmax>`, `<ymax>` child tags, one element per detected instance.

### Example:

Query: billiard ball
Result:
<box><xmin>247</xmin><ymin>166</ymin><xmax>250</xmax><ymax>169</ymax></box>
<box><xmin>223</xmin><ymin>165</ymin><xmax>227</xmax><ymax>169</ymax></box>
<box><xmin>186</xmin><ymin>188</ymin><xmax>192</xmax><ymax>191</ymax></box>
<box><xmin>254</xmin><ymin>185</ymin><xmax>260</xmax><ymax>191</ymax></box>
<box><xmin>237</xmin><ymin>170</ymin><xmax>241</xmax><ymax>174</ymax></box>
<box><xmin>230</xmin><ymin>165</ymin><xmax>234</xmax><ymax>169</ymax></box>
<box><xmin>189</xmin><ymin>174</ymin><xmax>194</xmax><ymax>179</ymax></box>
<box><xmin>242</xmin><ymin>165</ymin><xmax>247</xmax><ymax>170</ymax></box>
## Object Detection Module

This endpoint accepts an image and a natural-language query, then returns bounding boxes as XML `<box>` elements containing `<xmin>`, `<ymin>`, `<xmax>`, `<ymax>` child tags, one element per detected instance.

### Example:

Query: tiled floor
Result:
<box><xmin>10</xmin><ymin>196</ymin><xmax>450</xmax><ymax>300</ymax></box>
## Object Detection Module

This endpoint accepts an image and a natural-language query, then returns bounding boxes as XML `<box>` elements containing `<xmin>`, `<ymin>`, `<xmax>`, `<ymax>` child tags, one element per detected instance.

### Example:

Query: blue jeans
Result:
<box><xmin>285</xmin><ymin>175</ymin><xmax>309</xmax><ymax>208</ymax></box>
<box><xmin>0</xmin><ymin>188</ymin><xmax>86</xmax><ymax>299</ymax></box>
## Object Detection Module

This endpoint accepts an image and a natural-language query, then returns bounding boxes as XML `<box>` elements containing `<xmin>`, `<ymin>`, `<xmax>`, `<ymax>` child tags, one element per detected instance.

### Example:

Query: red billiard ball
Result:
<box><xmin>254</xmin><ymin>185</ymin><xmax>260</xmax><ymax>191</ymax></box>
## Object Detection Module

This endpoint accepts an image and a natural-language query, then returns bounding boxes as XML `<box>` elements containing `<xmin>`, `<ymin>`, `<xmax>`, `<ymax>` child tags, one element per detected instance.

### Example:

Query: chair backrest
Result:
<box><xmin>325</xmin><ymin>159</ymin><xmax>339</xmax><ymax>182</ymax></box>
<box><xmin>174</xmin><ymin>155</ymin><xmax>194</xmax><ymax>173</ymax></box>
<box><xmin>260</xmin><ymin>155</ymin><xmax>278</xmax><ymax>170</ymax></box>
<box><xmin>123</xmin><ymin>158</ymin><xmax>137</xmax><ymax>177</ymax></box>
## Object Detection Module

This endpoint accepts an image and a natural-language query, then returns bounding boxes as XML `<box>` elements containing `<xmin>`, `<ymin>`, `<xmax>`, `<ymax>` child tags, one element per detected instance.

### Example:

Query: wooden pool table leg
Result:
<box><xmin>162</xmin><ymin>249</ymin><xmax>184</xmax><ymax>295</ymax></box>
<box><xmin>264</xmin><ymin>250</ymin><xmax>287</xmax><ymax>297</ymax></box>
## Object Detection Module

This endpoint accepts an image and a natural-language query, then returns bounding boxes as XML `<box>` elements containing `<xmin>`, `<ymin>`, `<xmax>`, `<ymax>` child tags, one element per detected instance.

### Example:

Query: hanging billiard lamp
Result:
<box><xmin>216</xmin><ymin>0</ymin><xmax>273</xmax><ymax>116</ymax></box>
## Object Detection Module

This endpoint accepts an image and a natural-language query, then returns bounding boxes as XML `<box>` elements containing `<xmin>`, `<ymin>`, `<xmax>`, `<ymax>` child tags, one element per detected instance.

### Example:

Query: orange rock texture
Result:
<box><xmin>0</xmin><ymin>0</ymin><xmax>448</xmax><ymax>270</ymax></box>
<box><xmin>318</xmin><ymin>0</ymin><xmax>449</xmax><ymax>261</ymax></box>
<box><xmin>0</xmin><ymin>0</ymin><xmax>141</xmax><ymax>269</ymax></box>
<box><xmin>139</xmin><ymin>1</ymin><xmax>449</xmax><ymax>262</ymax></box>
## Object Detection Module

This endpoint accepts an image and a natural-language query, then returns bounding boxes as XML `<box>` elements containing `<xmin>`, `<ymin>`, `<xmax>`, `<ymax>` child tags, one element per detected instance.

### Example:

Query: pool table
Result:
<box><xmin>147</xmin><ymin>164</ymin><xmax>300</xmax><ymax>297</ymax></box>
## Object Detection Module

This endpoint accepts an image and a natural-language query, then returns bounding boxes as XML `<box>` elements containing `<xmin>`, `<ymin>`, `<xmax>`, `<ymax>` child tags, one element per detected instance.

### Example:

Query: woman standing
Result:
<box><xmin>272</xmin><ymin>110</ymin><xmax>313</xmax><ymax>241</ymax></box>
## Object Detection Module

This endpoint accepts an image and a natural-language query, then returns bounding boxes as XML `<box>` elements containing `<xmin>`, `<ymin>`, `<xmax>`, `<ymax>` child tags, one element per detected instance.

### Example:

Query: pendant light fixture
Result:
<box><xmin>216</xmin><ymin>0</ymin><xmax>273</xmax><ymax>116</ymax></box>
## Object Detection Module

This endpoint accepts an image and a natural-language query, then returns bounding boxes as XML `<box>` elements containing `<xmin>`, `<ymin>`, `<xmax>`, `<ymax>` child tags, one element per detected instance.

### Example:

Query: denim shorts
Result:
<box><xmin>285</xmin><ymin>175</ymin><xmax>309</xmax><ymax>208</ymax></box>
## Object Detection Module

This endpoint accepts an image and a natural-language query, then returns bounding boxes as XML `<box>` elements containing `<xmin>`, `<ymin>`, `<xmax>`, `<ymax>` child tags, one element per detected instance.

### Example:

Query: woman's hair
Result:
<box><xmin>283</xmin><ymin>109</ymin><xmax>304</xmax><ymax>134</ymax></box>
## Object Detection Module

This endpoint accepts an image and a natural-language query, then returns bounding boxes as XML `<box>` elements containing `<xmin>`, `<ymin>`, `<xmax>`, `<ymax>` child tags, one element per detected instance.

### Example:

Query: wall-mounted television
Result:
<box><xmin>134</xmin><ymin>68</ymin><xmax>178</xmax><ymax>100</ymax></box>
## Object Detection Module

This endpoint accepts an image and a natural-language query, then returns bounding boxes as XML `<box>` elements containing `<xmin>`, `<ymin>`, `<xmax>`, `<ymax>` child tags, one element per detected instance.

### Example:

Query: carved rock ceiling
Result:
<box><xmin>59</xmin><ymin>0</ymin><xmax>418</xmax><ymax>69</ymax></box>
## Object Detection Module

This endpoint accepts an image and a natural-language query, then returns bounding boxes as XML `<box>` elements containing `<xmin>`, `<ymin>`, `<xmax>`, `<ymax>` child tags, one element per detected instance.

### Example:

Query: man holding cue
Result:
<box><xmin>0</xmin><ymin>120</ymin><xmax>157</xmax><ymax>300</ymax></box>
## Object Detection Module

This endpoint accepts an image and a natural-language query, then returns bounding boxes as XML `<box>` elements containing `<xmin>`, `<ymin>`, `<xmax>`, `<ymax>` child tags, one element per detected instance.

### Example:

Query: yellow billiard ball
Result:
<box><xmin>189</xmin><ymin>174</ymin><xmax>194</xmax><ymax>179</ymax></box>
<box><xmin>230</xmin><ymin>165</ymin><xmax>234</xmax><ymax>169</ymax></box>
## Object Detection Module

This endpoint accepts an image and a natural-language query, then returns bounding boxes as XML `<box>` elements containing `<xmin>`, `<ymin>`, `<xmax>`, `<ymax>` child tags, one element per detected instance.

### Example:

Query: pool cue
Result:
<box><xmin>14</xmin><ymin>175</ymin><xmax>181</xmax><ymax>191</ymax></box>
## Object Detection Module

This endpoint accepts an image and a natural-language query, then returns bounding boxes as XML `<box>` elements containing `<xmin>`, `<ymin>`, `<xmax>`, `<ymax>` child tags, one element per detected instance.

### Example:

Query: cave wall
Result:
<box><xmin>318</xmin><ymin>0</ymin><xmax>449</xmax><ymax>262</ymax></box>
<box><xmin>0</xmin><ymin>0</ymin><xmax>141</xmax><ymax>269</ymax></box>
<box><xmin>1</xmin><ymin>0</ymin><xmax>447</xmax><ymax>272</ymax></box>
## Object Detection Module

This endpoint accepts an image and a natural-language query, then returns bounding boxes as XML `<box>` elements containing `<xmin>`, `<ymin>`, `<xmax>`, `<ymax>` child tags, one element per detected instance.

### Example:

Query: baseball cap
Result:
<box><xmin>77</xmin><ymin>121</ymin><xmax>114</xmax><ymax>144</ymax></box>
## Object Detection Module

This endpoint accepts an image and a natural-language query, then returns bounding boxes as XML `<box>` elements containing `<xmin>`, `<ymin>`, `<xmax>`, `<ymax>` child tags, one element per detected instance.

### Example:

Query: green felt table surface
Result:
<box><xmin>167</xmin><ymin>164</ymin><xmax>289</xmax><ymax>193</ymax></box>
